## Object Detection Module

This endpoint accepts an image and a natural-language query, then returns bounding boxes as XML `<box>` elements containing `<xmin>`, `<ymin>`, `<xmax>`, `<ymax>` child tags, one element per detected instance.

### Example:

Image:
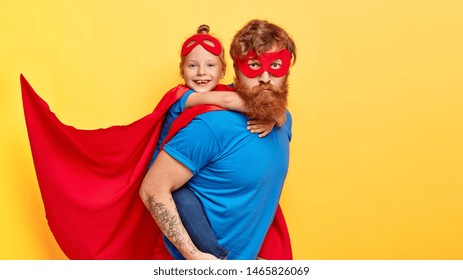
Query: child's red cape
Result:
<box><xmin>20</xmin><ymin>74</ymin><xmax>292</xmax><ymax>260</ymax></box>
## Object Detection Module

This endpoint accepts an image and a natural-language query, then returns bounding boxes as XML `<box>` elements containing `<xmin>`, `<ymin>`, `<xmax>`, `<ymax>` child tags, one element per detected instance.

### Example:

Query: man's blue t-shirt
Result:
<box><xmin>163</xmin><ymin>110</ymin><xmax>292</xmax><ymax>259</ymax></box>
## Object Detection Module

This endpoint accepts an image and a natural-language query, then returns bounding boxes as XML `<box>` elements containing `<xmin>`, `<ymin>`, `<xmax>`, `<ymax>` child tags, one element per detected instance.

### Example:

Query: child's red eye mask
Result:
<box><xmin>181</xmin><ymin>34</ymin><xmax>222</xmax><ymax>56</ymax></box>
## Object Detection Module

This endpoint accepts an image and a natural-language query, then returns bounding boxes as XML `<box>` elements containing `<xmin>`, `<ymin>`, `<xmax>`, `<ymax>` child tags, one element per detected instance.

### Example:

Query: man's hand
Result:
<box><xmin>189</xmin><ymin>251</ymin><xmax>220</xmax><ymax>260</ymax></box>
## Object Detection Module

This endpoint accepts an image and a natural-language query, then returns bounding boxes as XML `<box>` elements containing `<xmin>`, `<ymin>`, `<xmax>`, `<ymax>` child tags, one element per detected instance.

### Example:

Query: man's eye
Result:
<box><xmin>270</xmin><ymin>62</ymin><xmax>282</xmax><ymax>69</ymax></box>
<box><xmin>248</xmin><ymin>61</ymin><xmax>261</xmax><ymax>70</ymax></box>
<box><xmin>270</xmin><ymin>60</ymin><xmax>283</xmax><ymax>69</ymax></box>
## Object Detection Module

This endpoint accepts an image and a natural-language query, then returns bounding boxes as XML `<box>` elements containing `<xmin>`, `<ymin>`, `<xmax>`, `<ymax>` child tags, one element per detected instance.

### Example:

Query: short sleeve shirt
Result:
<box><xmin>163</xmin><ymin>110</ymin><xmax>292</xmax><ymax>259</ymax></box>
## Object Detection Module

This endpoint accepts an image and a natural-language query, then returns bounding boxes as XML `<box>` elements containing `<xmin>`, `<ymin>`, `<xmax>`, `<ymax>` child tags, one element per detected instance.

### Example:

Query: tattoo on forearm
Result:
<box><xmin>147</xmin><ymin>195</ymin><xmax>198</xmax><ymax>255</ymax></box>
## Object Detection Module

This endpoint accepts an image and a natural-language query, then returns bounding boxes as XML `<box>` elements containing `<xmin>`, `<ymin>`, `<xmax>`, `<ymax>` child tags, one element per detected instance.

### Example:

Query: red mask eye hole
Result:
<box><xmin>181</xmin><ymin>34</ymin><xmax>222</xmax><ymax>56</ymax></box>
<box><xmin>237</xmin><ymin>49</ymin><xmax>291</xmax><ymax>78</ymax></box>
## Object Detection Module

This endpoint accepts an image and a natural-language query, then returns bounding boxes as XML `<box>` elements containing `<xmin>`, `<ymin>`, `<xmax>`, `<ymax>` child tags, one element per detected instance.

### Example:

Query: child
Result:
<box><xmin>150</xmin><ymin>25</ymin><xmax>285</xmax><ymax>259</ymax></box>
<box><xmin>20</xmin><ymin>25</ymin><xmax>290</xmax><ymax>261</ymax></box>
<box><xmin>151</xmin><ymin>24</ymin><xmax>281</xmax><ymax>164</ymax></box>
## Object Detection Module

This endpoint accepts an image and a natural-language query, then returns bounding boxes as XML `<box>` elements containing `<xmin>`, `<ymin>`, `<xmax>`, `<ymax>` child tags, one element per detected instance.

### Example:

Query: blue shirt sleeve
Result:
<box><xmin>169</xmin><ymin>89</ymin><xmax>195</xmax><ymax>118</ymax></box>
<box><xmin>163</xmin><ymin>118</ymin><xmax>219</xmax><ymax>175</ymax></box>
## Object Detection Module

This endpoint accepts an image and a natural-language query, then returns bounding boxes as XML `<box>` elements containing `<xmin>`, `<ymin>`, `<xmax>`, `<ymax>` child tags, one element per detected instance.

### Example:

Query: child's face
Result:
<box><xmin>181</xmin><ymin>45</ymin><xmax>225</xmax><ymax>93</ymax></box>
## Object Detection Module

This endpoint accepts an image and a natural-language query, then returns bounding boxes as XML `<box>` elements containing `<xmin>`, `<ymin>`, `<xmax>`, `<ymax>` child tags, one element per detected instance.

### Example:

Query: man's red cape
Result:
<box><xmin>20</xmin><ymin>74</ymin><xmax>292</xmax><ymax>260</ymax></box>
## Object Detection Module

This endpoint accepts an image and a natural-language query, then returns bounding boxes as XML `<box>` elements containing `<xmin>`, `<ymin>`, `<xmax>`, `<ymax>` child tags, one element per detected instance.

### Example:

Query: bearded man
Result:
<box><xmin>140</xmin><ymin>19</ymin><xmax>297</xmax><ymax>260</ymax></box>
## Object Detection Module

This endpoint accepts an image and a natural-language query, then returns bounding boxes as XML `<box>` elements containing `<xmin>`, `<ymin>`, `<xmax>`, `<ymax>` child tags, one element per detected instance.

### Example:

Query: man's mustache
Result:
<box><xmin>234</xmin><ymin>77</ymin><xmax>288</xmax><ymax>122</ymax></box>
<box><xmin>253</xmin><ymin>83</ymin><xmax>279</xmax><ymax>94</ymax></box>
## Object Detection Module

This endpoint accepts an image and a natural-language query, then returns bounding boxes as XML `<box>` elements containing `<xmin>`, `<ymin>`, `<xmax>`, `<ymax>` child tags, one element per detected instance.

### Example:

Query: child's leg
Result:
<box><xmin>164</xmin><ymin>186</ymin><xmax>229</xmax><ymax>259</ymax></box>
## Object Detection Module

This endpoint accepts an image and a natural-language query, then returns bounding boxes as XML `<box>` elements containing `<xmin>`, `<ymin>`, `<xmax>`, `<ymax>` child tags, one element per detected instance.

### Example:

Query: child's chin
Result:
<box><xmin>191</xmin><ymin>85</ymin><xmax>215</xmax><ymax>93</ymax></box>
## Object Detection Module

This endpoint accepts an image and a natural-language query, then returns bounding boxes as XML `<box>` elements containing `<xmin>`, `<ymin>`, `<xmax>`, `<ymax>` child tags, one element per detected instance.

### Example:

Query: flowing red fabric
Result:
<box><xmin>20</xmin><ymin>74</ymin><xmax>292</xmax><ymax>260</ymax></box>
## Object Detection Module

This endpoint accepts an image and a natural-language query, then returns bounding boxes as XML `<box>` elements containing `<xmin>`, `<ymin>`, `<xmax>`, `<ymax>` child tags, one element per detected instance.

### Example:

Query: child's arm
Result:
<box><xmin>247</xmin><ymin>112</ymin><xmax>287</xmax><ymax>138</ymax></box>
<box><xmin>185</xmin><ymin>91</ymin><xmax>246</xmax><ymax>112</ymax></box>
<box><xmin>185</xmin><ymin>91</ymin><xmax>287</xmax><ymax>138</ymax></box>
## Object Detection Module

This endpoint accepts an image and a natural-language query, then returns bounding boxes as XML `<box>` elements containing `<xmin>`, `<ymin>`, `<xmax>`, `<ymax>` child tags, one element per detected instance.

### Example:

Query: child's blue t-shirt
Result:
<box><xmin>148</xmin><ymin>89</ymin><xmax>195</xmax><ymax>167</ymax></box>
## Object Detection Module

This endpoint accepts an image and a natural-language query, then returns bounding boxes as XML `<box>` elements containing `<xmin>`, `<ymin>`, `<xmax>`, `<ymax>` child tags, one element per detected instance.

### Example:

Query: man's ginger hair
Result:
<box><xmin>230</xmin><ymin>19</ymin><xmax>297</xmax><ymax>65</ymax></box>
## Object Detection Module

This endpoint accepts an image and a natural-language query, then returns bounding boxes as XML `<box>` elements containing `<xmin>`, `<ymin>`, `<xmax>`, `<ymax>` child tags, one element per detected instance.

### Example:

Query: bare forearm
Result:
<box><xmin>139</xmin><ymin>151</ymin><xmax>217</xmax><ymax>260</ymax></box>
<box><xmin>144</xmin><ymin>192</ymin><xmax>199</xmax><ymax>258</ymax></box>
<box><xmin>186</xmin><ymin>91</ymin><xmax>246</xmax><ymax>112</ymax></box>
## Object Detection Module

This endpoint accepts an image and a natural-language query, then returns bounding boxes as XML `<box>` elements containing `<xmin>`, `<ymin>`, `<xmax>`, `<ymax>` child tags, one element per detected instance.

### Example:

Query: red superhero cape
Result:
<box><xmin>20</xmin><ymin>74</ymin><xmax>292</xmax><ymax>259</ymax></box>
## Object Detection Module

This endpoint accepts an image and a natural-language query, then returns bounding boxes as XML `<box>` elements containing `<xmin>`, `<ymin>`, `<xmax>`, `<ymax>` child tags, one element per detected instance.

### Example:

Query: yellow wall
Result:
<box><xmin>1</xmin><ymin>0</ymin><xmax>462</xmax><ymax>259</ymax></box>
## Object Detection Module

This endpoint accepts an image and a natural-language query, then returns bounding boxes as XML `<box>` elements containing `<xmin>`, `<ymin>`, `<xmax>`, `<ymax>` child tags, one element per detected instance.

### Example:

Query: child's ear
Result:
<box><xmin>179</xmin><ymin>63</ymin><xmax>184</xmax><ymax>78</ymax></box>
<box><xmin>220</xmin><ymin>69</ymin><xmax>225</xmax><ymax>79</ymax></box>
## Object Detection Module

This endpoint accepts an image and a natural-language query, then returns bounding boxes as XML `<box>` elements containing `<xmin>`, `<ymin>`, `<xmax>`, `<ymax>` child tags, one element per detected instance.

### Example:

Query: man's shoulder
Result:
<box><xmin>285</xmin><ymin>110</ymin><xmax>292</xmax><ymax>124</ymax></box>
<box><xmin>191</xmin><ymin>110</ymin><xmax>247</xmax><ymax>135</ymax></box>
<box><xmin>196</xmin><ymin>109</ymin><xmax>245</xmax><ymax>122</ymax></box>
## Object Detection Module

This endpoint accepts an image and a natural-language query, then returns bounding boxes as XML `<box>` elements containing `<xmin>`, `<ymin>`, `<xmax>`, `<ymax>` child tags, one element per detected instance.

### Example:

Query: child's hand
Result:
<box><xmin>247</xmin><ymin>120</ymin><xmax>276</xmax><ymax>138</ymax></box>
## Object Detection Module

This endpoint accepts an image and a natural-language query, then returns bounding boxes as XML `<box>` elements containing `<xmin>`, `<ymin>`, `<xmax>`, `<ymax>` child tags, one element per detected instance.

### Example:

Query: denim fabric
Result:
<box><xmin>163</xmin><ymin>186</ymin><xmax>229</xmax><ymax>259</ymax></box>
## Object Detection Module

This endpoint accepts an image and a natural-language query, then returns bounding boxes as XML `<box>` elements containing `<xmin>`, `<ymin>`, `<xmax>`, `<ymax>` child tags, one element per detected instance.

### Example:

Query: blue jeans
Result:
<box><xmin>163</xmin><ymin>186</ymin><xmax>229</xmax><ymax>259</ymax></box>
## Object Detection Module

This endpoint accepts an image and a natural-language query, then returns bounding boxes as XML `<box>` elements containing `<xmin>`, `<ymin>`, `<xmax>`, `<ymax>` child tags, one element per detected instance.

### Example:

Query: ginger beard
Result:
<box><xmin>234</xmin><ymin>76</ymin><xmax>288</xmax><ymax>122</ymax></box>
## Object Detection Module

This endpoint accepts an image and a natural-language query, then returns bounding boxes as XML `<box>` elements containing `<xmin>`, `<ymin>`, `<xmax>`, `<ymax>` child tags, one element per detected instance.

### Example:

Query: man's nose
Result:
<box><xmin>258</xmin><ymin>71</ymin><xmax>270</xmax><ymax>83</ymax></box>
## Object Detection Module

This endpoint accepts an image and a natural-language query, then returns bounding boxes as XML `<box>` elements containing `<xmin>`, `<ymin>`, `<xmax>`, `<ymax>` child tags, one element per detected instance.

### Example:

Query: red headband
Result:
<box><xmin>237</xmin><ymin>49</ymin><xmax>291</xmax><ymax>78</ymax></box>
<box><xmin>181</xmin><ymin>34</ymin><xmax>222</xmax><ymax>56</ymax></box>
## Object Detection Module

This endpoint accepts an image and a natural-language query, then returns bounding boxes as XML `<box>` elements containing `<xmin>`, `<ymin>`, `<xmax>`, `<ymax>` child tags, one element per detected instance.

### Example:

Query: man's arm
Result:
<box><xmin>139</xmin><ymin>150</ymin><xmax>218</xmax><ymax>260</ymax></box>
